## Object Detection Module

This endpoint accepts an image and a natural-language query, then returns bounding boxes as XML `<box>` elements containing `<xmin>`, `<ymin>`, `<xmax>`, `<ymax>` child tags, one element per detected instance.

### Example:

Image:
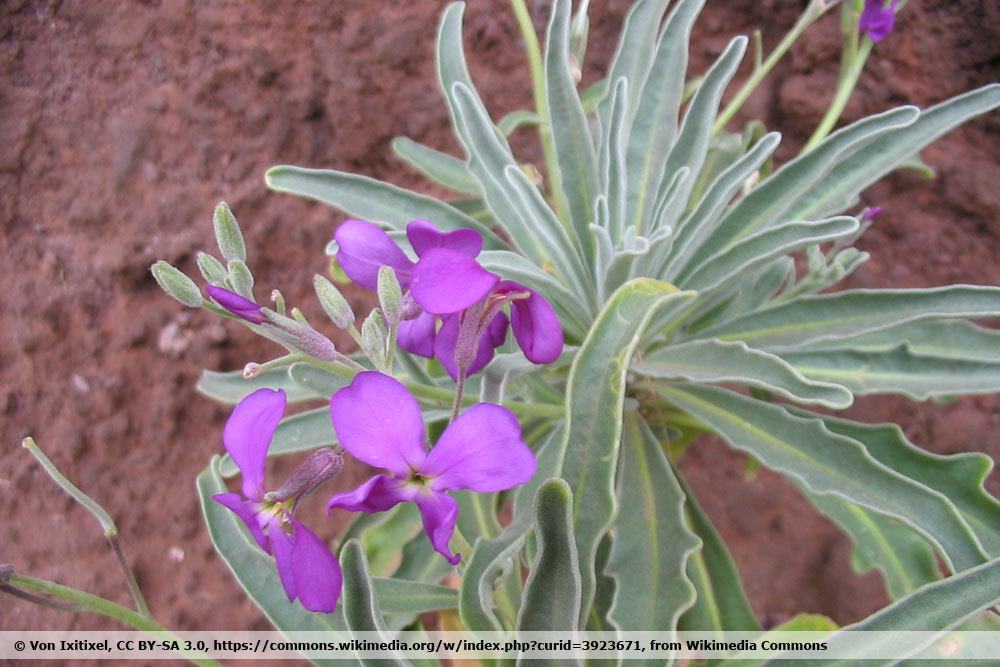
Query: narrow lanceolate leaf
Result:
<box><xmin>682</xmin><ymin>106</ymin><xmax>918</xmax><ymax>273</ymax></box>
<box><xmin>678</xmin><ymin>216</ymin><xmax>859</xmax><ymax>293</ymax></box>
<box><xmin>451</xmin><ymin>83</ymin><xmax>589</xmax><ymax>294</ymax></box>
<box><xmin>807</xmin><ymin>493</ymin><xmax>940</xmax><ymax>600</ymax></box>
<box><xmin>219</xmin><ymin>407</ymin><xmax>335</xmax><ymax>477</ymax></box>
<box><xmin>791</xmin><ymin>319</ymin><xmax>1000</xmax><ymax>362</ymax></box>
<box><xmin>287</xmin><ymin>361</ymin><xmax>351</xmax><ymax>398</ymax></box>
<box><xmin>371</xmin><ymin>578</ymin><xmax>458</xmax><ymax>616</ymax></box>
<box><xmin>478</xmin><ymin>249</ymin><xmax>591</xmax><ymax>339</ymax></box>
<box><xmin>663</xmin><ymin>132</ymin><xmax>781</xmax><ymax>280</ymax></box>
<box><xmin>808</xmin><ymin>414</ymin><xmax>1000</xmax><ymax>557</ymax></box>
<box><xmin>545</xmin><ymin>0</ymin><xmax>600</xmax><ymax>258</ymax></box>
<box><xmin>654</xmin><ymin>35</ymin><xmax>747</xmax><ymax>220</ymax></box>
<box><xmin>599</xmin><ymin>78</ymin><xmax>629</xmax><ymax>244</ymax></box>
<box><xmin>595</xmin><ymin>0</ymin><xmax>670</xmax><ymax>135</ymax></box>
<box><xmin>558</xmin><ymin>279</ymin><xmax>696</xmax><ymax>626</ymax></box>
<box><xmin>789</xmin><ymin>84</ymin><xmax>1000</xmax><ymax>220</ymax></box>
<box><xmin>634</xmin><ymin>339</ymin><xmax>853</xmax><ymax>409</ymax></box>
<box><xmin>340</xmin><ymin>540</ymin><xmax>407</xmax><ymax>667</ymax></box>
<box><xmin>657</xmin><ymin>384</ymin><xmax>989</xmax><ymax>573</ymax></box>
<box><xmin>676</xmin><ymin>471</ymin><xmax>760</xmax><ymax>633</ymax></box>
<box><xmin>607</xmin><ymin>413</ymin><xmax>699</xmax><ymax>639</ymax></box>
<box><xmin>625</xmin><ymin>0</ymin><xmax>705</xmax><ymax>234</ymax></box>
<box><xmin>391</xmin><ymin>137</ymin><xmax>479</xmax><ymax>195</ymax></box>
<box><xmin>516</xmin><ymin>479</ymin><xmax>581</xmax><ymax>634</ymax></box>
<box><xmin>460</xmin><ymin>428</ymin><xmax>563</xmax><ymax>633</ymax></box>
<box><xmin>196</xmin><ymin>367</ymin><xmax>322</xmax><ymax>405</ymax></box>
<box><xmin>265</xmin><ymin>166</ymin><xmax>502</xmax><ymax>248</ymax></box>
<box><xmin>783</xmin><ymin>556</ymin><xmax>1000</xmax><ymax>667</ymax></box>
<box><xmin>501</xmin><ymin>162</ymin><xmax>596</xmax><ymax>306</ymax></box>
<box><xmin>694</xmin><ymin>286</ymin><xmax>1000</xmax><ymax>350</ymax></box>
<box><xmin>197</xmin><ymin>458</ymin><xmax>348</xmax><ymax>638</ymax></box>
<box><xmin>498</xmin><ymin>109</ymin><xmax>544</xmax><ymax>135</ymax></box>
<box><xmin>779</xmin><ymin>344</ymin><xmax>1000</xmax><ymax>400</ymax></box>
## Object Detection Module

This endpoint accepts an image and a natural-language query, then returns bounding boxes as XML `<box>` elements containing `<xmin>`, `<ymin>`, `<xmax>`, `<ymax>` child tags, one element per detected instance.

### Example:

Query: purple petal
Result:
<box><xmin>410</xmin><ymin>248</ymin><xmax>500</xmax><ymax>315</ymax></box>
<box><xmin>206</xmin><ymin>285</ymin><xmax>264</xmax><ymax>324</ymax></box>
<box><xmin>859</xmin><ymin>0</ymin><xmax>896</xmax><ymax>42</ymax></box>
<box><xmin>224</xmin><ymin>388</ymin><xmax>286</xmax><ymax>500</ymax></box>
<box><xmin>421</xmin><ymin>403</ymin><xmax>536</xmax><ymax>493</ymax></box>
<box><xmin>268</xmin><ymin>516</ymin><xmax>297</xmax><ymax>603</ymax></box>
<box><xmin>326</xmin><ymin>474</ymin><xmax>416</xmax><ymax>514</ymax></box>
<box><xmin>329</xmin><ymin>372</ymin><xmax>427</xmax><ymax>477</ymax></box>
<box><xmin>488</xmin><ymin>310</ymin><xmax>509</xmax><ymax>348</ymax></box>
<box><xmin>397</xmin><ymin>311</ymin><xmax>437</xmax><ymax>358</ymax></box>
<box><xmin>289</xmin><ymin>521</ymin><xmax>343</xmax><ymax>613</ymax></box>
<box><xmin>213</xmin><ymin>493</ymin><xmax>269</xmax><ymax>552</ymax></box>
<box><xmin>414</xmin><ymin>491</ymin><xmax>461</xmax><ymax>565</ymax></box>
<box><xmin>406</xmin><ymin>219</ymin><xmax>483</xmax><ymax>258</ymax></box>
<box><xmin>334</xmin><ymin>219</ymin><xmax>415</xmax><ymax>291</ymax></box>
<box><xmin>498</xmin><ymin>281</ymin><xmax>564</xmax><ymax>364</ymax></box>
<box><xmin>433</xmin><ymin>313</ymin><xmax>507</xmax><ymax>381</ymax></box>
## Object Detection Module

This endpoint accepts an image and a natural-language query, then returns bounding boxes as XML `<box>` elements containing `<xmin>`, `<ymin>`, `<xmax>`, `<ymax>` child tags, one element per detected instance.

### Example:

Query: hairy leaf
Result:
<box><xmin>695</xmin><ymin>286</ymin><xmax>1000</xmax><ymax>349</ymax></box>
<box><xmin>635</xmin><ymin>339</ymin><xmax>853</xmax><ymax>408</ymax></box>
<box><xmin>658</xmin><ymin>384</ymin><xmax>988</xmax><ymax>573</ymax></box>
<box><xmin>558</xmin><ymin>279</ymin><xmax>696</xmax><ymax>625</ymax></box>
<box><xmin>607</xmin><ymin>413</ymin><xmax>699</xmax><ymax>639</ymax></box>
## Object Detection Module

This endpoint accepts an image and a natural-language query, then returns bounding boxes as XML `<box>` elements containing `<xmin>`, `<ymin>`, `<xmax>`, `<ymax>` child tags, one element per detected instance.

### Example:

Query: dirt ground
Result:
<box><xmin>2</xmin><ymin>0</ymin><xmax>999</xmax><ymax>641</ymax></box>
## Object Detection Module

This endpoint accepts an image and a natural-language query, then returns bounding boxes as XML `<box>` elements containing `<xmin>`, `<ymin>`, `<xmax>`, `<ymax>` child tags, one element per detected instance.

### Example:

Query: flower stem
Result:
<box><xmin>509</xmin><ymin>0</ymin><xmax>567</xmax><ymax>221</ymax></box>
<box><xmin>713</xmin><ymin>0</ymin><xmax>833</xmax><ymax>134</ymax></box>
<box><xmin>6</xmin><ymin>574</ymin><xmax>223</xmax><ymax>667</ymax></box>
<box><xmin>450</xmin><ymin>372</ymin><xmax>467</xmax><ymax>423</ymax></box>
<box><xmin>107</xmin><ymin>534</ymin><xmax>151</xmax><ymax>618</ymax></box>
<box><xmin>801</xmin><ymin>37</ymin><xmax>873</xmax><ymax>152</ymax></box>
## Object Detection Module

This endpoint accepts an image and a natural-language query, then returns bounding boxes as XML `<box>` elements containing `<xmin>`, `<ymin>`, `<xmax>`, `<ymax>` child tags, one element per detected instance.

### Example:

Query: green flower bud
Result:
<box><xmin>361</xmin><ymin>309</ymin><xmax>388</xmax><ymax>369</ymax></box>
<box><xmin>314</xmin><ymin>274</ymin><xmax>354</xmax><ymax>329</ymax></box>
<box><xmin>150</xmin><ymin>261</ymin><xmax>202</xmax><ymax>307</ymax></box>
<box><xmin>377</xmin><ymin>265</ymin><xmax>403</xmax><ymax>324</ymax></box>
<box><xmin>227</xmin><ymin>259</ymin><xmax>255</xmax><ymax>299</ymax></box>
<box><xmin>213</xmin><ymin>201</ymin><xmax>246</xmax><ymax>262</ymax></box>
<box><xmin>196</xmin><ymin>251</ymin><xmax>228</xmax><ymax>286</ymax></box>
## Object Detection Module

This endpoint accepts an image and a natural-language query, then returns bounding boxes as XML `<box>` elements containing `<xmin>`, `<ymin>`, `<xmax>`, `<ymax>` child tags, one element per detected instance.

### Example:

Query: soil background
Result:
<box><xmin>2</xmin><ymin>0</ymin><xmax>999</xmax><ymax>648</ymax></box>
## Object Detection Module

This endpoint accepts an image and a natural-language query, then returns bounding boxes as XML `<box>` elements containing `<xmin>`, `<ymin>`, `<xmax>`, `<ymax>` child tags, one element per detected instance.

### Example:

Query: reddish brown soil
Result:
<box><xmin>2</xmin><ymin>0</ymin><xmax>998</xmax><ymax>642</ymax></box>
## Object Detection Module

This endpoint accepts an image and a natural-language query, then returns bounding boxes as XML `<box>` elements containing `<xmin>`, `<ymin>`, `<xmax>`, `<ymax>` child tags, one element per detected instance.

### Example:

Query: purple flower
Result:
<box><xmin>326</xmin><ymin>372</ymin><xmax>536</xmax><ymax>564</ymax></box>
<box><xmin>206</xmin><ymin>285</ymin><xmax>264</xmax><ymax>324</ymax></box>
<box><xmin>410</xmin><ymin>249</ymin><xmax>563</xmax><ymax>380</ymax></box>
<box><xmin>859</xmin><ymin>0</ymin><xmax>897</xmax><ymax>42</ymax></box>
<box><xmin>333</xmin><ymin>219</ymin><xmax>482</xmax><ymax>359</ymax></box>
<box><xmin>212</xmin><ymin>388</ymin><xmax>343</xmax><ymax>613</ymax></box>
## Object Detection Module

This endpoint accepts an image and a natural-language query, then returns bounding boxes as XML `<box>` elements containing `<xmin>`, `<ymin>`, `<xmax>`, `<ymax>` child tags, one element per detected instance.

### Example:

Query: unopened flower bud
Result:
<box><xmin>243</xmin><ymin>362</ymin><xmax>262</xmax><ymax>379</ymax></box>
<box><xmin>268</xmin><ymin>448</ymin><xmax>344</xmax><ymax>503</ymax></box>
<box><xmin>377</xmin><ymin>265</ymin><xmax>403</xmax><ymax>324</ymax></box>
<box><xmin>262</xmin><ymin>309</ymin><xmax>338</xmax><ymax>362</ymax></box>
<box><xmin>361</xmin><ymin>309</ymin><xmax>388</xmax><ymax>368</ymax></box>
<box><xmin>228</xmin><ymin>259</ymin><xmax>255</xmax><ymax>299</ymax></box>
<box><xmin>314</xmin><ymin>274</ymin><xmax>354</xmax><ymax>329</ymax></box>
<box><xmin>196</xmin><ymin>252</ymin><xmax>229</xmax><ymax>286</ymax></box>
<box><xmin>150</xmin><ymin>261</ymin><xmax>203</xmax><ymax>307</ymax></box>
<box><xmin>213</xmin><ymin>201</ymin><xmax>246</xmax><ymax>262</ymax></box>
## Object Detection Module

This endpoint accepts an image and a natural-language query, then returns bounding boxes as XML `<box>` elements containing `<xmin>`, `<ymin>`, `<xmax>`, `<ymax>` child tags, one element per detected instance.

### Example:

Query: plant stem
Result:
<box><xmin>713</xmin><ymin>0</ymin><xmax>833</xmax><ymax>134</ymax></box>
<box><xmin>407</xmin><ymin>380</ymin><xmax>563</xmax><ymax>420</ymax></box>
<box><xmin>509</xmin><ymin>0</ymin><xmax>566</xmax><ymax>221</ymax></box>
<box><xmin>8</xmin><ymin>574</ymin><xmax>223</xmax><ymax>667</ymax></box>
<box><xmin>801</xmin><ymin>38</ymin><xmax>873</xmax><ymax>152</ymax></box>
<box><xmin>107</xmin><ymin>535</ymin><xmax>151</xmax><ymax>617</ymax></box>
<box><xmin>450</xmin><ymin>372</ymin><xmax>467</xmax><ymax>423</ymax></box>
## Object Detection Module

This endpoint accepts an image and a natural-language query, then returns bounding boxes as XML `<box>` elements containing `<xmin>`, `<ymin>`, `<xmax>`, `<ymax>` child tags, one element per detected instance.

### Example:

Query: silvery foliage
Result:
<box><xmin>197</xmin><ymin>0</ymin><xmax>1000</xmax><ymax>659</ymax></box>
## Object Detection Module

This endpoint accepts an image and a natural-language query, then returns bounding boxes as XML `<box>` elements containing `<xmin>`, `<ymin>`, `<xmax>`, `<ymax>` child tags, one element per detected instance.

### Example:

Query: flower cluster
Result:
<box><xmin>335</xmin><ymin>219</ymin><xmax>563</xmax><ymax>380</ymax></box>
<box><xmin>212</xmin><ymin>219</ymin><xmax>556</xmax><ymax>613</ymax></box>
